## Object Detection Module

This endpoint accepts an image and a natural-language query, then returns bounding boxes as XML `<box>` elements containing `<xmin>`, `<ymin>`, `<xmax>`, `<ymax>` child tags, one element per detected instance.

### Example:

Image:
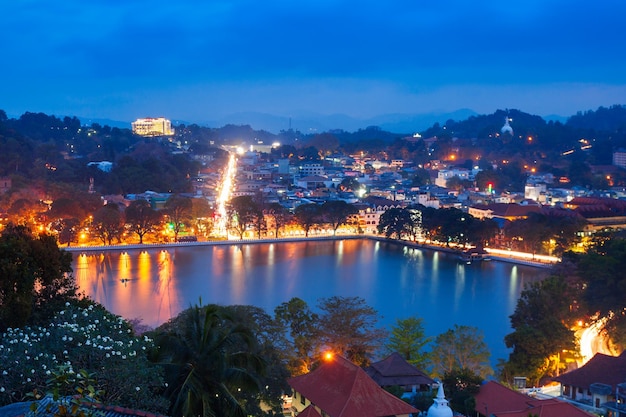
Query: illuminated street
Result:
<box><xmin>578</xmin><ymin>317</ymin><xmax>615</xmax><ymax>365</ymax></box>
<box><xmin>214</xmin><ymin>152</ymin><xmax>237</xmax><ymax>237</ymax></box>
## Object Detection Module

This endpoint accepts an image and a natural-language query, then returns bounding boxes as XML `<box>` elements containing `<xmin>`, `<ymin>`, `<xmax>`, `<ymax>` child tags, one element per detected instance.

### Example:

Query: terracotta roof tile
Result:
<box><xmin>552</xmin><ymin>351</ymin><xmax>626</xmax><ymax>391</ymax></box>
<box><xmin>474</xmin><ymin>381</ymin><xmax>594</xmax><ymax>417</ymax></box>
<box><xmin>365</xmin><ymin>352</ymin><xmax>435</xmax><ymax>387</ymax></box>
<box><xmin>288</xmin><ymin>355</ymin><xmax>418</xmax><ymax>417</ymax></box>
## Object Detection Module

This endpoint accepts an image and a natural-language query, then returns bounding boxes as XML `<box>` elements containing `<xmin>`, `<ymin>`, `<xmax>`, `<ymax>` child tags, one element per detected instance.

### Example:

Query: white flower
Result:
<box><xmin>0</xmin><ymin>387</ymin><xmax>4</xmax><ymax>392</ymax></box>
<box><xmin>106</xmin><ymin>353</ymin><xmax>110</xmax><ymax>358</ymax></box>
<box><xmin>65</xmin><ymin>302</ymin><xmax>70</xmax><ymax>307</ymax></box>
<box><xmin>135</xmin><ymin>387</ymin><xmax>140</xmax><ymax>391</ymax></box>
<box><xmin>26</xmin><ymin>378</ymin><xmax>31</xmax><ymax>382</ymax></box>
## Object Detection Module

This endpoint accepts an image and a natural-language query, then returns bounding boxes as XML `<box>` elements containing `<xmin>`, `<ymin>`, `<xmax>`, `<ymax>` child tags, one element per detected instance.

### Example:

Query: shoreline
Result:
<box><xmin>63</xmin><ymin>235</ymin><xmax>555</xmax><ymax>269</ymax></box>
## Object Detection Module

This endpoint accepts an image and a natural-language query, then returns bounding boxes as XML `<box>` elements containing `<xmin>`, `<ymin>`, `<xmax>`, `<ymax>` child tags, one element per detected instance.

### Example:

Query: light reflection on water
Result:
<box><xmin>71</xmin><ymin>239</ymin><xmax>546</xmax><ymax>363</ymax></box>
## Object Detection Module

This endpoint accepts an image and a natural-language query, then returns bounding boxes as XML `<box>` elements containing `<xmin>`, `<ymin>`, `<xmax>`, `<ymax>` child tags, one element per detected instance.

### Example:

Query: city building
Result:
<box><xmin>434</xmin><ymin>168</ymin><xmax>470</xmax><ymax>188</ymax></box>
<box><xmin>613</xmin><ymin>148</ymin><xmax>626</xmax><ymax>169</ymax></box>
<box><xmin>131</xmin><ymin>117</ymin><xmax>175</xmax><ymax>137</ymax></box>
<box><xmin>553</xmin><ymin>351</ymin><xmax>626</xmax><ymax>413</ymax></box>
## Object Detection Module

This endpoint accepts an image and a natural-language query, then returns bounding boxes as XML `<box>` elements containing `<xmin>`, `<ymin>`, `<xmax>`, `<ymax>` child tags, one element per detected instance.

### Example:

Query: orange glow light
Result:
<box><xmin>324</xmin><ymin>352</ymin><xmax>333</xmax><ymax>361</ymax></box>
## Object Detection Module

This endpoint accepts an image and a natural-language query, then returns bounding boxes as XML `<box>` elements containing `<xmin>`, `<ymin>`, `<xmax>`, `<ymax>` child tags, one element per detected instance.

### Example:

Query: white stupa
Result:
<box><xmin>501</xmin><ymin>116</ymin><xmax>513</xmax><ymax>135</ymax></box>
<box><xmin>427</xmin><ymin>383</ymin><xmax>453</xmax><ymax>417</ymax></box>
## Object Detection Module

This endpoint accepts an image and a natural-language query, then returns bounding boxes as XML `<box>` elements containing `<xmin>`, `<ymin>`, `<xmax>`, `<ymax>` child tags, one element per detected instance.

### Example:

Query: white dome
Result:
<box><xmin>501</xmin><ymin>117</ymin><xmax>513</xmax><ymax>135</ymax></box>
<box><xmin>427</xmin><ymin>383</ymin><xmax>453</xmax><ymax>417</ymax></box>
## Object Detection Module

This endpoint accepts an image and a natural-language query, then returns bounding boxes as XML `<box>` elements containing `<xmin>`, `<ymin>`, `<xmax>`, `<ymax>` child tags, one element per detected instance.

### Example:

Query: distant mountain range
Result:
<box><xmin>202</xmin><ymin>109</ymin><xmax>481</xmax><ymax>134</ymax></box>
<box><xmin>65</xmin><ymin>109</ymin><xmax>572</xmax><ymax>134</ymax></box>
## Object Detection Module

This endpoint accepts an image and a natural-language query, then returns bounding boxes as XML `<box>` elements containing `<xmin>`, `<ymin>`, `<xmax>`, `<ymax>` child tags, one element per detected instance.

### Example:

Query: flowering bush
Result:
<box><xmin>0</xmin><ymin>301</ymin><xmax>169</xmax><ymax>413</ymax></box>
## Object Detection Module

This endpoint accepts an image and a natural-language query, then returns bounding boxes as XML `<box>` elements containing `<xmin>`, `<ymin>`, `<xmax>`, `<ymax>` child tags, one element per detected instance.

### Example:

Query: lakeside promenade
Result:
<box><xmin>63</xmin><ymin>234</ymin><xmax>557</xmax><ymax>269</ymax></box>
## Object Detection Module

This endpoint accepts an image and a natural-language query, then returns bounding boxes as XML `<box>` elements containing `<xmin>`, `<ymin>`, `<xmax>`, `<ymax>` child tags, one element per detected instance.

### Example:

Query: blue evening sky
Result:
<box><xmin>2</xmin><ymin>0</ymin><xmax>626</xmax><ymax>125</ymax></box>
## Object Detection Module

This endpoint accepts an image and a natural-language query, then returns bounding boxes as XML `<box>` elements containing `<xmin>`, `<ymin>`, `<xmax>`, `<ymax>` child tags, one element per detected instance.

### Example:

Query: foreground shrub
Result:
<box><xmin>0</xmin><ymin>300</ymin><xmax>168</xmax><ymax>413</ymax></box>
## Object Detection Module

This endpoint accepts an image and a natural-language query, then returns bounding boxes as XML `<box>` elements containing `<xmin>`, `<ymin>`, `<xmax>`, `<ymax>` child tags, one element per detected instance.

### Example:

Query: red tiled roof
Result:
<box><xmin>474</xmin><ymin>381</ymin><xmax>594</xmax><ymax>417</ymax></box>
<box><xmin>298</xmin><ymin>405</ymin><xmax>323</xmax><ymax>417</ymax></box>
<box><xmin>474</xmin><ymin>381</ymin><xmax>533</xmax><ymax>415</ymax></box>
<box><xmin>288</xmin><ymin>355</ymin><xmax>418</xmax><ymax>417</ymax></box>
<box><xmin>365</xmin><ymin>352</ymin><xmax>435</xmax><ymax>387</ymax></box>
<box><xmin>553</xmin><ymin>351</ymin><xmax>626</xmax><ymax>391</ymax></box>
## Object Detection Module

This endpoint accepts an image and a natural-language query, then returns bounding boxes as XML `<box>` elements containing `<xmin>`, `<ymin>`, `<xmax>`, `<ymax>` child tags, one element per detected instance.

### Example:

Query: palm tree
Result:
<box><xmin>153</xmin><ymin>304</ymin><xmax>266</xmax><ymax>417</ymax></box>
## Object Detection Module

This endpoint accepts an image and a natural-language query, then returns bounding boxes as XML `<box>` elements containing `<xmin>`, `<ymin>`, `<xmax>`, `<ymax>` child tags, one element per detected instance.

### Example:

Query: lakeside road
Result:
<box><xmin>63</xmin><ymin>235</ymin><xmax>557</xmax><ymax>269</ymax></box>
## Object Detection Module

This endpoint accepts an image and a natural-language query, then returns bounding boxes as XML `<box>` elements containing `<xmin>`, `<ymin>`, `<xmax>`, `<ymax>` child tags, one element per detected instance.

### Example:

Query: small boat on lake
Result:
<box><xmin>458</xmin><ymin>248</ymin><xmax>491</xmax><ymax>264</ymax></box>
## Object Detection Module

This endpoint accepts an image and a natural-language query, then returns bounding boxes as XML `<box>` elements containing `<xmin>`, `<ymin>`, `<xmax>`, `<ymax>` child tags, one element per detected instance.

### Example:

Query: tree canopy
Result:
<box><xmin>429</xmin><ymin>325</ymin><xmax>493</xmax><ymax>379</ymax></box>
<box><xmin>0</xmin><ymin>223</ymin><xmax>76</xmax><ymax>330</ymax></box>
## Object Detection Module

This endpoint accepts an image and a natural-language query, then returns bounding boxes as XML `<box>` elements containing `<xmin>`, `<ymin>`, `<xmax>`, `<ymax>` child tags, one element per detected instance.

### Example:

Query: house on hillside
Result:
<box><xmin>287</xmin><ymin>354</ymin><xmax>418</xmax><ymax>417</ymax></box>
<box><xmin>474</xmin><ymin>380</ymin><xmax>595</xmax><ymax>417</ymax></box>
<box><xmin>364</xmin><ymin>352</ymin><xmax>435</xmax><ymax>397</ymax></box>
<box><xmin>552</xmin><ymin>351</ymin><xmax>626</xmax><ymax>414</ymax></box>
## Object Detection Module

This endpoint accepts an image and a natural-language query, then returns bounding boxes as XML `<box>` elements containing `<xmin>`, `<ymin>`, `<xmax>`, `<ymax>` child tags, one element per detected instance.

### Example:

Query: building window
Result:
<box><xmin>300</xmin><ymin>394</ymin><xmax>306</xmax><ymax>405</ymax></box>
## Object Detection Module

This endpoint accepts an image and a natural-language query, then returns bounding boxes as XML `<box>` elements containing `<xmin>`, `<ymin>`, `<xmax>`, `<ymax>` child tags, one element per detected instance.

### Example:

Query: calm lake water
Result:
<box><xmin>71</xmin><ymin>239</ymin><xmax>546</xmax><ymax>363</ymax></box>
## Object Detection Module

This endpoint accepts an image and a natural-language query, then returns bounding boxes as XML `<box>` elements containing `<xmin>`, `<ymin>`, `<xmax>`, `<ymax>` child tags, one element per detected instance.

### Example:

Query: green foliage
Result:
<box><xmin>163</xmin><ymin>195</ymin><xmax>193</xmax><ymax>242</ymax></box>
<box><xmin>294</xmin><ymin>203</ymin><xmax>322</xmax><ymax>237</ymax></box>
<box><xmin>503</xmin><ymin>275</ymin><xmax>579</xmax><ymax>385</ymax></box>
<box><xmin>377</xmin><ymin>207</ymin><xmax>418</xmax><ymax>240</ymax></box>
<box><xmin>577</xmin><ymin>238</ymin><xmax>626</xmax><ymax>347</ymax></box>
<box><xmin>273</xmin><ymin>298</ymin><xmax>321</xmax><ymax>376</ymax></box>
<box><xmin>265</xmin><ymin>203</ymin><xmax>290</xmax><ymax>238</ymax></box>
<box><xmin>222</xmin><ymin>305</ymin><xmax>291</xmax><ymax>416</ymax></box>
<box><xmin>429</xmin><ymin>325</ymin><xmax>493</xmax><ymax>379</ymax></box>
<box><xmin>28</xmin><ymin>367</ymin><xmax>104</xmax><ymax>417</ymax></box>
<box><xmin>152</xmin><ymin>304</ymin><xmax>267</xmax><ymax>417</ymax></box>
<box><xmin>320</xmin><ymin>200</ymin><xmax>358</xmax><ymax>235</ymax></box>
<box><xmin>505</xmin><ymin>213</ymin><xmax>585</xmax><ymax>255</ymax></box>
<box><xmin>91</xmin><ymin>204</ymin><xmax>124</xmax><ymax>245</ymax></box>
<box><xmin>0</xmin><ymin>224</ymin><xmax>76</xmax><ymax>331</ymax></box>
<box><xmin>0</xmin><ymin>301</ymin><xmax>168</xmax><ymax>413</ymax></box>
<box><xmin>317</xmin><ymin>296</ymin><xmax>387</xmax><ymax>367</ymax></box>
<box><xmin>228</xmin><ymin>195</ymin><xmax>262</xmax><ymax>240</ymax></box>
<box><xmin>385</xmin><ymin>317</ymin><xmax>431</xmax><ymax>369</ymax></box>
<box><xmin>125</xmin><ymin>200</ymin><xmax>162</xmax><ymax>244</ymax></box>
<box><xmin>441</xmin><ymin>368</ymin><xmax>482</xmax><ymax>415</ymax></box>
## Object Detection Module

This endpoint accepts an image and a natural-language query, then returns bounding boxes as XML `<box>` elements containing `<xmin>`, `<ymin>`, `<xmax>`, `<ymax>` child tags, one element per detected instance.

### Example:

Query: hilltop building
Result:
<box><xmin>131</xmin><ymin>117</ymin><xmax>175</xmax><ymax>137</ymax></box>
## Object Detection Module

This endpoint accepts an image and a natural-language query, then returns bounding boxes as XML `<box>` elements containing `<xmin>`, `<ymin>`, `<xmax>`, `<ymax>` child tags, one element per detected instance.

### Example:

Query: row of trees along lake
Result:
<box><xmin>0</xmin><ymin>187</ymin><xmax>592</xmax><ymax>257</ymax></box>
<box><xmin>1</xmin><ymin>223</ymin><xmax>626</xmax><ymax>416</ymax></box>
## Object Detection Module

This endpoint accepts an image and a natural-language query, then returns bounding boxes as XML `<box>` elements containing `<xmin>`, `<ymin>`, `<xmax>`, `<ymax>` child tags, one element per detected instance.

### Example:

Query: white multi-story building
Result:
<box><xmin>525</xmin><ymin>182</ymin><xmax>547</xmax><ymax>202</ymax></box>
<box><xmin>298</xmin><ymin>163</ymin><xmax>325</xmax><ymax>177</ymax></box>
<box><xmin>435</xmin><ymin>168</ymin><xmax>470</xmax><ymax>188</ymax></box>
<box><xmin>613</xmin><ymin>148</ymin><xmax>626</xmax><ymax>169</ymax></box>
<box><xmin>131</xmin><ymin>117</ymin><xmax>175</xmax><ymax>137</ymax></box>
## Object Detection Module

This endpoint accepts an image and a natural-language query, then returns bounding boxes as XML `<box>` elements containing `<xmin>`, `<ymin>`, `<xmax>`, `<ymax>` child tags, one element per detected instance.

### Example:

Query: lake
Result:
<box><xmin>71</xmin><ymin>238</ymin><xmax>546</xmax><ymax>364</ymax></box>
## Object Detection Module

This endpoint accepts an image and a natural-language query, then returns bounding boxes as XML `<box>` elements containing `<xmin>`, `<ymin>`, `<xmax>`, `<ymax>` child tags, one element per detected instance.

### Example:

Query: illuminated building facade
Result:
<box><xmin>131</xmin><ymin>117</ymin><xmax>175</xmax><ymax>137</ymax></box>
